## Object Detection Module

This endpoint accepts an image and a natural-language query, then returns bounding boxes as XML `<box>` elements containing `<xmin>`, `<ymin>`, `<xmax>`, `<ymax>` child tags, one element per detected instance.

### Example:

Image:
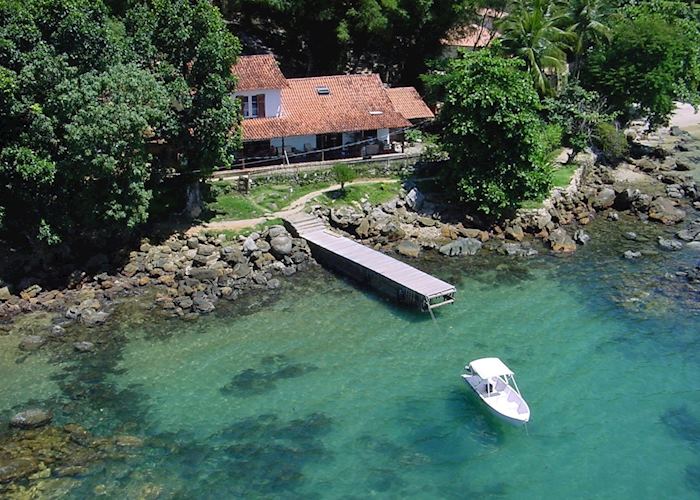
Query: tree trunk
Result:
<box><xmin>184</xmin><ymin>181</ymin><xmax>202</xmax><ymax>219</ymax></box>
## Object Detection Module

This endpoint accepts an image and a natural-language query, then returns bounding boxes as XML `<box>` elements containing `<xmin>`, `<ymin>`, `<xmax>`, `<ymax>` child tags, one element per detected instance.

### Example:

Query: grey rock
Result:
<box><xmin>676</xmin><ymin>228</ymin><xmax>700</xmax><ymax>242</ymax></box>
<box><xmin>592</xmin><ymin>188</ymin><xmax>616</xmax><ymax>209</ymax></box>
<box><xmin>267</xmin><ymin>225</ymin><xmax>287</xmax><ymax>238</ymax></box>
<box><xmin>256</xmin><ymin>240</ymin><xmax>271</xmax><ymax>252</ymax></box>
<box><xmin>607</xmin><ymin>211</ymin><xmax>619</xmax><ymax>221</ymax></box>
<box><xmin>623</xmin><ymin>232</ymin><xmax>638</xmax><ymax>241</ymax></box>
<box><xmin>253</xmin><ymin>273</ymin><xmax>268</xmax><ymax>285</ymax></box>
<box><xmin>648</xmin><ymin>197</ymin><xmax>686</xmax><ymax>225</ymax></box>
<box><xmin>623</xmin><ymin>250</ymin><xmax>642</xmax><ymax>259</ymax></box>
<box><xmin>405</xmin><ymin>187</ymin><xmax>425</xmax><ymax>211</ymax></box>
<box><xmin>49</xmin><ymin>325</ymin><xmax>66</xmax><ymax>338</ymax></box>
<box><xmin>270</xmin><ymin>235</ymin><xmax>293</xmax><ymax>256</ymax></box>
<box><xmin>267</xmin><ymin>278</ymin><xmax>281</xmax><ymax>290</ymax></box>
<box><xmin>0</xmin><ymin>286</ymin><xmax>12</xmax><ymax>302</ymax></box>
<box><xmin>80</xmin><ymin>310</ymin><xmax>108</xmax><ymax>327</ymax></box>
<box><xmin>174</xmin><ymin>296</ymin><xmax>194</xmax><ymax>309</ymax></box>
<box><xmin>188</xmin><ymin>267</ymin><xmax>218</xmax><ymax>281</ymax></box>
<box><xmin>417</xmin><ymin>216</ymin><xmax>437</xmax><ymax>227</ymax></box>
<box><xmin>505</xmin><ymin>225</ymin><xmax>524</xmax><ymax>242</ymax></box>
<box><xmin>439</xmin><ymin>237</ymin><xmax>482</xmax><ymax>256</ymax></box>
<box><xmin>574</xmin><ymin>229</ymin><xmax>591</xmax><ymax>245</ymax></box>
<box><xmin>356</xmin><ymin>218</ymin><xmax>372</xmax><ymax>239</ymax></box>
<box><xmin>193</xmin><ymin>297</ymin><xmax>215</xmax><ymax>314</ymax></box>
<box><xmin>186</xmin><ymin>237</ymin><xmax>199</xmax><ymax>249</ymax></box>
<box><xmin>657</xmin><ymin>237</ymin><xmax>683</xmax><ymax>251</ymax></box>
<box><xmin>19</xmin><ymin>335</ymin><xmax>45</xmax><ymax>351</ymax></box>
<box><xmin>233</xmin><ymin>262</ymin><xmax>252</xmax><ymax>278</ymax></box>
<box><xmin>73</xmin><ymin>341</ymin><xmax>95</xmax><ymax>352</ymax></box>
<box><xmin>243</xmin><ymin>237</ymin><xmax>259</xmax><ymax>253</ymax></box>
<box><xmin>502</xmin><ymin>243</ymin><xmax>538</xmax><ymax>257</ymax></box>
<box><xmin>397</xmin><ymin>240</ymin><xmax>421</xmax><ymax>258</ymax></box>
<box><xmin>197</xmin><ymin>244</ymin><xmax>217</xmax><ymax>257</ymax></box>
<box><xmin>548</xmin><ymin>228</ymin><xmax>577</xmax><ymax>253</ymax></box>
<box><xmin>9</xmin><ymin>409</ymin><xmax>52</xmax><ymax>429</ymax></box>
<box><xmin>281</xmin><ymin>266</ymin><xmax>297</xmax><ymax>277</ymax></box>
<box><xmin>291</xmin><ymin>252</ymin><xmax>308</xmax><ymax>264</ymax></box>
<box><xmin>192</xmin><ymin>253</ymin><xmax>219</xmax><ymax>266</ymax></box>
<box><xmin>686</xmin><ymin>241</ymin><xmax>700</xmax><ymax>251</ymax></box>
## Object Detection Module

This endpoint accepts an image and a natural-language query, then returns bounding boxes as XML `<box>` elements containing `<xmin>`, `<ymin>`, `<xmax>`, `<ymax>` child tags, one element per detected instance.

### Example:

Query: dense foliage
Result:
<box><xmin>582</xmin><ymin>3</ymin><xmax>700</xmax><ymax>127</ymax></box>
<box><xmin>216</xmin><ymin>0</ymin><xmax>504</xmax><ymax>85</ymax></box>
<box><xmin>0</xmin><ymin>0</ymin><xmax>241</xmax><ymax>249</ymax></box>
<box><xmin>424</xmin><ymin>48</ymin><xmax>553</xmax><ymax>217</ymax></box>
<box><xmin>544</xmin><ymin>83</ymin><xmax>613</xmax><ymax>159</ymax></box>
<box><xmin>332</xmin><ymin>164</ymin><xmax>356</xmax><ymax>192</ymax></box>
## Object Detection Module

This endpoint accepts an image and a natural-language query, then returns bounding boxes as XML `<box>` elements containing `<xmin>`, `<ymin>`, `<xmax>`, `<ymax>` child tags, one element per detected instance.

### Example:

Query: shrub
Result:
<box><xmin>332</xmin><ymin>164</ymin><xmax>357</xmax><ymax>191</ymax></box>
<box><xmin>594</xmin><ymin>123</ymin><xmax>629</xmax><ymax>162</ymax></box>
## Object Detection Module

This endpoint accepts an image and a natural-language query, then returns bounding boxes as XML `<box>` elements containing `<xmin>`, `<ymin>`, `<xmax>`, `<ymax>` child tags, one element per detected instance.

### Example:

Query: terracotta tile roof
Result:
<box><xmin>231</xmin><ymin>54</ymin><xmax>288</xmax><ymax>91</ymax></box>
<box><xmin>242</xmin><ymin>74</ymin><xmax>412</xmax><ymax>141</ymax></box>
<box><xmin>441</xmin><ymin>25</ymin><xmax>498</xmax><ymax>48</ymax></box>
<box><xmin>386</xmin><ymin>87</ymin><xmax>434</xmax><ymax>120</ymax></box>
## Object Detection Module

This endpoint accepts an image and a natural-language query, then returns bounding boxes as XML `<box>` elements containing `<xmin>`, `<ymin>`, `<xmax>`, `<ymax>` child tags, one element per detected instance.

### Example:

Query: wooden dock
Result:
<box><xmin>285</xmin><ymin>213</ymin><xmax>456</xmax><ymax>312</ymax></box>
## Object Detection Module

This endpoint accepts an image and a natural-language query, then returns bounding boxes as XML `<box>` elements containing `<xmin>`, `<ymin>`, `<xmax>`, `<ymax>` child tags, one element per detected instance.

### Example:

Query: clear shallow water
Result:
<box><xmin>3</xmin><ymin>218</ymin><xmax>700</xmax><ymax>499</ymax></box>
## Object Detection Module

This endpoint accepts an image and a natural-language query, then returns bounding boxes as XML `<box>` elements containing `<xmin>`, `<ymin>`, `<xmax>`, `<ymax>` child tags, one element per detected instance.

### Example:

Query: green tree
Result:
<box><xmin>582</xmin><ymin>5</ymin><xmax>700</xmax><ymax>127</ymax></box>
<box><xmin>544</xmin><ymin>82</ymin><xmax>613</xmax><ymax>161</ymax></box>
<box><xmin>424</xmin><ymin>47</ymin><xmax>554</xmax><ymax>217</ymax></box>
<box><xmin>498</xmin><ymin>0</ymin><xmax>573</xmax><ymax>95</ymax></box>
<box><xmin>0</xmin><ymin>0</ymin><xmax>241</xmax><ymax>250</ymax></box>
<box><xmin>563</xmin><ymin>0</ymin><xmax>611</xmax><ymax>77</ymax></box>
<box><xmin>332</xmin><ymin>164</ymin><xmax>357</xmax><ymax>193</ymax></box>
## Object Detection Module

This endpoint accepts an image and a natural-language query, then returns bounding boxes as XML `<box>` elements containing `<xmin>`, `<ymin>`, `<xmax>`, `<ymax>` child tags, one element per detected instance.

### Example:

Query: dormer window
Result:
<box><xmin>316</xmin><ymin>86</ymin><xmax>330</xmax><ymax>95</ymax></box>
<box><xmin>239</xmin><ymin>94</ymin><xmax>265</xmax><ymax>118</ymax></box>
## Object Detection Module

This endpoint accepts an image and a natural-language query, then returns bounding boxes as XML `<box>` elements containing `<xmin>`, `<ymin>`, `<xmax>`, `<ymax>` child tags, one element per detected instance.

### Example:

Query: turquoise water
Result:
<box><xmin>3</xmin><ymin>217</ymin><xmax>700</xmax><ymax>498</ymax></box>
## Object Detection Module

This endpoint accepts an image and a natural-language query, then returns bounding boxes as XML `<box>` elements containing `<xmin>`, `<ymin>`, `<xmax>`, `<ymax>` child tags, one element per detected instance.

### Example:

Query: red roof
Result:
<box><xmin>242</xmin><ymin>74</ymin><xmax>412</xmax><ymax>141</ymax></box>
<box><xmin>231</xmin><ymin>54</ymin><xmax>288</xmax><ymax>91</ymax></box>
<box><xmin>441</xmin><ymin>25</ymin><xmax>497</xmax><ymax>48</ymax></box>
<box><xmin>386</xmin><ymin>87</ymin><xmax>434</xmax><ymax>120</ymax></box>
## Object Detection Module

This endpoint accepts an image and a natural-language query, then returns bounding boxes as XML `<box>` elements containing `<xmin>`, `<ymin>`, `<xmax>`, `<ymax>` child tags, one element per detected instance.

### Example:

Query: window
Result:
<box><xmin>240</xmin><ymin>94</ymin><xmax>264</xmax><ymax>118</ymax></box>
<box><xmin>250</xmin><ymin>95</ymin><xmax>259</xmax><ymax>117</ymax></box>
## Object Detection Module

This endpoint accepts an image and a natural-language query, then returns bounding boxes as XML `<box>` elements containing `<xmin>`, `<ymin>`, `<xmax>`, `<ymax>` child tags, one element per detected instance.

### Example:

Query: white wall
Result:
<box><xmin>377</xmin><ymin>128</ymin><xmax>390</xmax><ymax>145</ymax></box>
<box><xmin>234</xmin><ymin>89</ymin><xmax>282</xmax><ymax>118</ymax></box>
<box><xmin>270</xmin><ymin>135</ymin><xmax>317</xmax><ymax>152</ymax></box>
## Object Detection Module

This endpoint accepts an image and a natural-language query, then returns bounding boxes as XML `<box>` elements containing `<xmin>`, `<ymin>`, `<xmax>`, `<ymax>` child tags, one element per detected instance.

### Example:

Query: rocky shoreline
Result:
<box><xmin>310</xmin><ymin>130</ymin><xmax>700</xmax><ymax>261</ymax></box>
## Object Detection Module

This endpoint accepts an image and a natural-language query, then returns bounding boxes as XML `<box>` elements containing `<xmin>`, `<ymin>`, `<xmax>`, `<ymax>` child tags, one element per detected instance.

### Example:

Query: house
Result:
<box><xmin>231</xmin><ymin>54</ymin><xmax>434</xmax><ymax>164</ymax></box>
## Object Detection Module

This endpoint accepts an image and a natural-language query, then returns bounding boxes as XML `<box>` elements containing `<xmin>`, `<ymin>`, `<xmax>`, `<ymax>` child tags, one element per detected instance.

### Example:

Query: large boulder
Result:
<box><xmin>592</xmin><ymin>187</ymin><xmax>616</xmax><ymax>210</ymax></box>
<box><xmin>270</xmin><ymin>235</ymin><xmax>293</xmax><ymax>257</ymax></box>
<box><xmin>242</xmin><ymin>237</ymin><xmax>259</xmax><ymax>253</ymax></box>
<box><xmin>648</xmin><ymin>197</ymin><xmax>686</xmax><ymax>224</ymax></box>
<box><xmin>0</xmin><ymin>286</ymin><xmax>12</xmax><ymax>302</ymax></box>
<box><xmin>9</xmin><ymin>408</ymin><xmax>53</xmax><ymax>429</ymax></box>
<box><xmin>547</xmin><ymin>228</ymin><xmax>577</xmax><ymax>253</ymax></box>
<box><xmin>396</xmin><ymin>240</ymin><xmax>421</xmax><ymax>258</ymax></box>
<box><xmin>657</xmin><ymin>237</ymin><xmax>683</xmax><ymax>251</ymax></box>
<box><xmin>505</xmin><ymin>225</ymin><xmax>524</xmax><ymax>242</ymax></box>
<box><xmin>405</xmin><ymin>187</ymin><xmax>425</xmax><ymax>211</ymax></box>
<box><xmin>355</xmin><ymin>218</ymin><xmax>372</xmax><ymax>239</ymax></box>
<box><xmin>439</xmin><ymin>237</ymin><xmax>482</xmax><ymax>256</ymax></box>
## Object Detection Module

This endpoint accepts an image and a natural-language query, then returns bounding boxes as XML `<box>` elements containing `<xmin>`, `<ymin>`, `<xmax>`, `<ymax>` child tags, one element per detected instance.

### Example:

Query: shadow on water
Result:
<box><xmin>662</xmin><ymin>406</ymin><xmax>700</xmax><ymax>493</ymax></box>
<box><xmin>221</xmin><ymin>354</ymin><xmax>318</xmax><ymax>396</ymax></box>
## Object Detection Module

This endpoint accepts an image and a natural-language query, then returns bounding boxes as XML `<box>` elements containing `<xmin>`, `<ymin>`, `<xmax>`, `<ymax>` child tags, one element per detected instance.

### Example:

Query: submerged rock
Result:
<box><xmin>9</xmin><ymin>409</ymin><xmax>53</xmax><ymax>429</ymax></box>
<box><xmin>623</xmin><ymin>250</ymin><xmax>642</xmax><ymax>259</ymax></box>
<box><xmin>574</xmin><ymin>229</ymin><xmax>591</xmax><ymax>245</ymax></box>
<box><xmin>658</xmin><ymin>237</ymin><xmax>683</xmax><ymax>251</ymax></box>
<box><xmin>18</xmin><ymin>335</ymin><xmax>46</xmax><ymax>351</ymax></box>
<box><xmin>73</xmin><ymin>341</ymin><xmax>95</xmax><ymax>353</ymax></box>
<box><xmin>438</xmin><ymin>238</ymin><xmax>482</xmax><ymax>256</ymax></box>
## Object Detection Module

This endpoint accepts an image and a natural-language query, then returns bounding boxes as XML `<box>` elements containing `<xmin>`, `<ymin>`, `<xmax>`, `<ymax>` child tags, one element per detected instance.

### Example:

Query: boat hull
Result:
<box><xmin>462</xmin><ymin>374</ymin><xmax>530</xmax><ymax>426</ymax></box>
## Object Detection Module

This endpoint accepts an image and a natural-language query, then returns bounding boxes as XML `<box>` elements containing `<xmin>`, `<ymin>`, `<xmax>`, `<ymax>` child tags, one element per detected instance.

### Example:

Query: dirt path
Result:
<box><xmin>186</xmin><ymin>178</ymin><xmax>399</xmax><ymax>235</ymax></box>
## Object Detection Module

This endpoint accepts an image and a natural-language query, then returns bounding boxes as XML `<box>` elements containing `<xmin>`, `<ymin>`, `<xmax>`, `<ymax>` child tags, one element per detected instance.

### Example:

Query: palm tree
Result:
<box><xmin>564</xmin><ymin>0</ymin><xmax>612</xmax><ymax>78</ymax></box>
<box><xmin>498</xmin><ymin>0</ymin><xmax>574</xmax><ymax>96</ymax></box>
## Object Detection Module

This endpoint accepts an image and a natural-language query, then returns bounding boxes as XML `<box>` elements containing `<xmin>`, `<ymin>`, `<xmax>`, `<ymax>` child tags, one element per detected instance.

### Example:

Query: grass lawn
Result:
<box><xmin>203</xmin><ymin>218</ymin><xmax>285</xmax><ymax>240</ymax></box>
<box><xmin>313</xmin><ymin>182</ymin><xmax>401</xmax><ymax>207</ymax></box>
<box><xmin>207</xmin><ymin>181</ymin><xmax>330</xmax><ymax>220</ymax></box>
<box><xmin>520</xmin><ymin>165</ymin><xmax>579</xmax><ymax>210</ymax></box>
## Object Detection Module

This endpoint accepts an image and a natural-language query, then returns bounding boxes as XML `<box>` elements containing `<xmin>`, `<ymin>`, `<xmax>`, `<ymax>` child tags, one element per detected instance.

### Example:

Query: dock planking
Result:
<box><xmin>285</xmin><ymin>213</ymin><xmax>455</xmax><ymax>311</ymax></box>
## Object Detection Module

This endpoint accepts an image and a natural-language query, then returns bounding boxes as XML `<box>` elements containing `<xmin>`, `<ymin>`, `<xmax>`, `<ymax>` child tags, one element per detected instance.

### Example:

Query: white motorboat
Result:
<box><xmin>461</xmin><ymin>357</ymin><xmax>530</xmax><ymax>426</ymax></box>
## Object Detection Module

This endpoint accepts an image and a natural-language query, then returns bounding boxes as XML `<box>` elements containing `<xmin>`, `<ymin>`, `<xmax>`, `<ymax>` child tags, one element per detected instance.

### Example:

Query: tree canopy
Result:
<box><xmin>424</xmin><ymin>47</ymin><xmax>553</xmax><ymax>217</ymax></box>
<box><xmin>0</xmin><ymin>0</ymin><xmax>241</xmax><ymax>249</ymax></box>
<box><xmin>582</xmin><ymin>2</ymin><xmax>700</xmax><ymax>127</ymax></box>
